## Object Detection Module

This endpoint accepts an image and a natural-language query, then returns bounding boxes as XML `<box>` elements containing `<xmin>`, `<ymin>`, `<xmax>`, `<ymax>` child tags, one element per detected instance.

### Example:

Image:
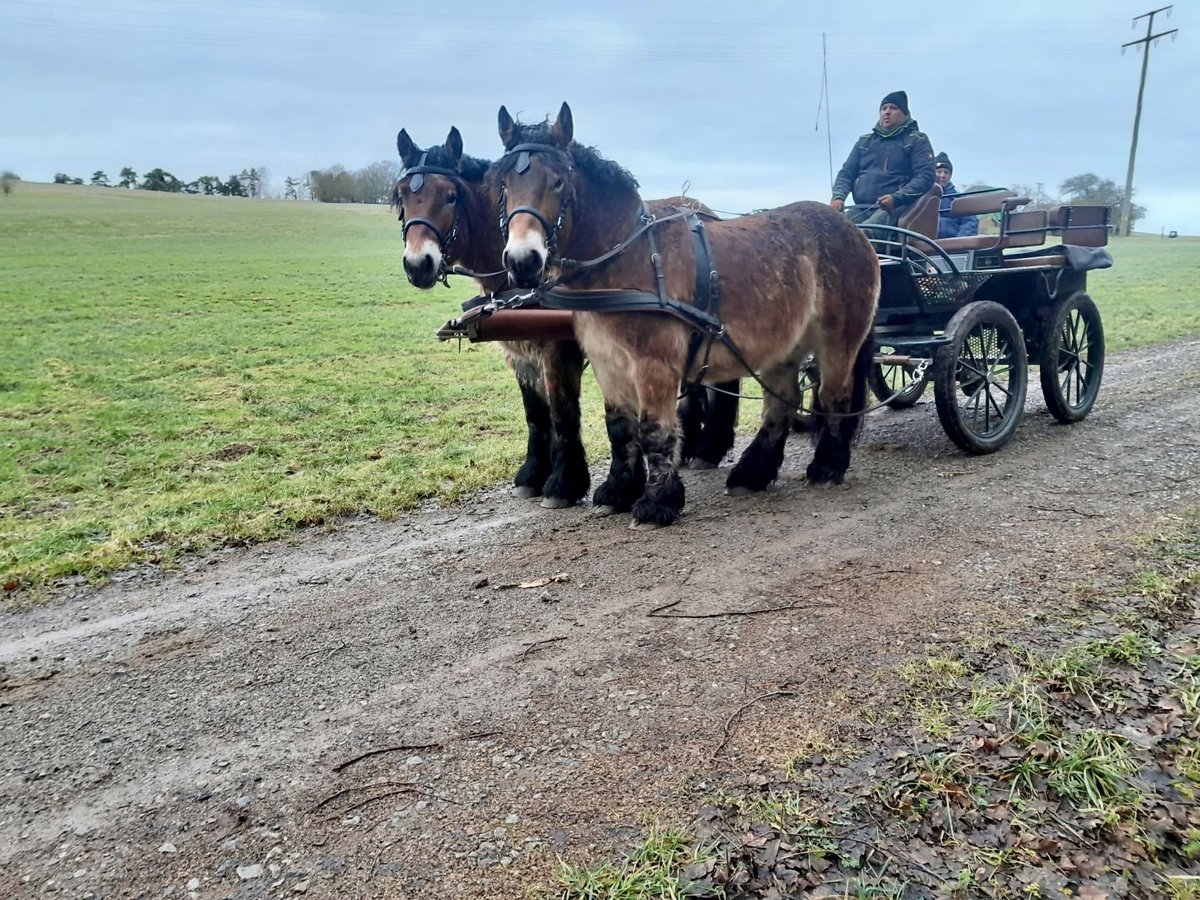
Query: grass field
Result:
<box><xmin>2</xmin><ymin>183</ymin><xmax>1198</xmax><ymax>594</ymax></box>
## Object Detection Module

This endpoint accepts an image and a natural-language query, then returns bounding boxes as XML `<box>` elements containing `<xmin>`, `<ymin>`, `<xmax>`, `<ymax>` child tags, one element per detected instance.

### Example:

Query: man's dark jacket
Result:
<box><xmin>937</xmin><ymin>181</ymin><xmax>980</xmax><ymax>238</ymax></box>
<box><xmin>832</xmin><ymin>118</ymin><xmax>936</xmax><ymax>209</ymax></box>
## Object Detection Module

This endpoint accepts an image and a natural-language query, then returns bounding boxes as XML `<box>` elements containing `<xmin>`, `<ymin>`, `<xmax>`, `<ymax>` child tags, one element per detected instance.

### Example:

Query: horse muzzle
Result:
<box><xmin>503</xmin><ymin>245</ymin><xmax>546</xmax><ymax>289</ymax></box>
<box><xmin>403</xmin><ymin>249</ymin><xmax>440</xmax><ymax>289</ymax></box>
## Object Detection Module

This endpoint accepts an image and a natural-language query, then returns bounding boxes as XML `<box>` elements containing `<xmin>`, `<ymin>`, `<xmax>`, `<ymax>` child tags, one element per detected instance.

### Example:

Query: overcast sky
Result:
<box><xmin>3</xmin><ymin>0</ymin><xmax>1195</xmax><ymax>233</ymax></box>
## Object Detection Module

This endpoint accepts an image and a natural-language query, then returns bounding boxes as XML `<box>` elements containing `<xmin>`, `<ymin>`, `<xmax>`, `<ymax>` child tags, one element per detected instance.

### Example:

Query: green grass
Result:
<box><xmin>0</xmin><ymin>183</ymin><xmax>605</xmax><ymax>593</ymax></box>
<box><xmin>2</xmin><ymin>185</ymin><xmax>1198</xmax><ymax>593</ymax></box>
<box><xmin>554</xmin><ymin>828</ymin><xmax>712</xmax><ymax>899</ymax></box>
<box><xmin>1089</xmin><ymin>234</ymin><xmax>1200</xmax><ymax>349</ymax></box>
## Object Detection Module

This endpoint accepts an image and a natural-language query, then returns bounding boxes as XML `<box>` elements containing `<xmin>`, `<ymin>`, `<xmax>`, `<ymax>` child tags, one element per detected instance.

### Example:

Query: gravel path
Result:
<box><xmin>2</xmin><ymin>338</ymin><xmax>1198</xmax><ymax>899</ymax></box>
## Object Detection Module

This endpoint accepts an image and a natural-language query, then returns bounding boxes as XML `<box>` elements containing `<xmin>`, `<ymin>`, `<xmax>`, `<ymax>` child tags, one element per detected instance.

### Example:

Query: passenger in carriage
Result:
<box><xmin>829</xmin><ymin>90</ymin><xmax>936</xmax><ymax>227</ymax></box>
<box><xmin>934</xmin><ymin>152</ymin><xmax>980</xmax><ymax>239</ymax></box>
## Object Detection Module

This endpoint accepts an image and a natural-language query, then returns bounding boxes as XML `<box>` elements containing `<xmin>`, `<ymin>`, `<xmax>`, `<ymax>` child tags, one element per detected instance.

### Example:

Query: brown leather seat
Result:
<box><xmin>936</xmin><ymin>203</ymin><xmax>1046</xmax><ymax>253</ymax></box>
<box><xmin>1048</xmin><ymin>205</ymin><xmax>1110</xmax><ymax>247</ymax></box>
<box><xmin>896</xmin><ymin>183</ymin><xmax>942</xmax><ymax>239</ymax></box>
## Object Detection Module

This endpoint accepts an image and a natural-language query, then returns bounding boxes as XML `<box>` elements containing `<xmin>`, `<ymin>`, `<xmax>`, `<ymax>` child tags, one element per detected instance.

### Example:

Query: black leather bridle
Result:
<box><xmin>496</xmin><ymin>142</ymin><xmax>570</xmax><ymax>262</ymax></box>
<box><xmin>397</xmin><ymin>151</ymin><xmax>462</xmax><ymax>285</ymax></box>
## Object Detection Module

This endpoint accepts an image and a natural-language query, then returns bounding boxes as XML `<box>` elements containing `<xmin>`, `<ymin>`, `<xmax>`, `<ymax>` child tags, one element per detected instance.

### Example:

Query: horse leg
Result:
<box><xmin>592</xmin><ymin>406</ymin><xmax>645</xmax><ymax>515</ymax></box>
<box><xmin>631</xmin><ymin>413</ymin><xmax>685</xmax><ymax>528</ymax></box>
<box><xmin>807</xmin><ymin>335</ymin><xmax>874</xmax><ymax>484</ymax></box>
<box><xmin>540</xmin><ymin>341</ymin><xmax>591</xmax><ymax>508</ymax></box>
<box><xmin>726</xmin><ymin>362</ymin><xmax>800</xmax><ymax>494</ymax></box>
<box><xmin>690</xmin><ymin>380</ymin><xmax>739</xmax><ymax>468</ymax></box>
<box><xmin>677</xmin><ymin>384</ymin><xmax>706</xmax><ymax>467</ymax></box>
<box><xmin>511</xmin><ymin>358</ymin><xmax>552</xmax><ymax>499</ymax></box>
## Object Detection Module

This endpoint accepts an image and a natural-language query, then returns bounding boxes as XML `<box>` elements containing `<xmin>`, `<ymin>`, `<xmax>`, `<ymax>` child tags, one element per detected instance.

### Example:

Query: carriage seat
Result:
<box><xmin>896</xmin><ymin>183</ymin><xmax>942</xmax><ymax>239</ymax></box>
<box><xmin>1047</xmin><ymin>205</ymin><xmax>1110</xmax><ymax>247</ymax></box>
<box><xmin>934</xmin><ymin>192</ymin><xmax>1044</xmax><ymax>252</ymax></box>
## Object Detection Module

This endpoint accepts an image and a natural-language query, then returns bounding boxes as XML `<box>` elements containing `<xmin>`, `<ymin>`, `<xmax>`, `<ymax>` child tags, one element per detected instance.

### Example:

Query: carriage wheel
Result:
<box><xmin>869</xmin><ymin>362</ymin><xmax>929</xmax><ymax>409</ymax></box>
<box><xmin>1038</xmin><ymin>292</ymin><xmax>1104</xmax><ymax>424</ymax></box>
<box><xmin>790</xmin><ymin>362</ymin><xmax>819</xmax><ymax>432</ymax></box>
<box><xmin>933</xmin><ymin>301</ymin><xmax>1028</xmax><ymax>454</ymax></box>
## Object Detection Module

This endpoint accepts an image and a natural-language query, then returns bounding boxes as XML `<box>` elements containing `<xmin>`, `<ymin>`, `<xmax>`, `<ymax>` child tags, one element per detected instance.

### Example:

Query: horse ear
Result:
<box><xmin>397</xmin><ymin>129</ymin><xmax>421</xmax><ymax>167</ymax></box>
<box><xmin>552</xmin><ymin>102</ymin><xmax>573</xmax><ymax>146</ymax></box>
<box><xmin>497</xmin><ymin>106</ymin><xmax>517</xmax><ymax>149</ymax></box>
<box><xmin>444</xmin><ymin>126</ymin><xmax>464</xmax><ymax>165</ymax></box>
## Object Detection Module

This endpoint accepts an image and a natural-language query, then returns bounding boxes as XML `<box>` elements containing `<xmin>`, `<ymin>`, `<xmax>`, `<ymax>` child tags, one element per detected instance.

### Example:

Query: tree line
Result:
<box><xmin>53</xmin><ymin>167</ymin><xmax>269</xmax><ymax>198</ymax></box>
<box><xmin>43</xmin><ymin>161</ymin><xmax>401</xmax><ymax>205</ymax></box>
<box><xmin>19</xmin><ymin>165</ymin><xmax>1147</xmax><ymax>225</ymax></box>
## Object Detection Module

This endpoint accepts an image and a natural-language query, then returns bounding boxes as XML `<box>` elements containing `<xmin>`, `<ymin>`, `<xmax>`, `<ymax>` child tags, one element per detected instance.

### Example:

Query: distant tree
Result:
<box><xmin>309</xmin><ymin>165</ymin><xmax>358</xmax><ymax>203</ymax></box>
<box><xmin>90</xmin><ymin>170</ymin><xmax>110</xmax><ymax>187</ymax></box>
<box><xmin>238</xmin><ymin>166</ymin><xmax>269</xmax><ymax>198</ymax></box>
<box><xmin>1059</xmin><ymin>173</ymin><xmax>1144</xmax><ymax>229</ymax></box>
<box><xmin>118</xmin><ymin>167</ymin><xmax>138</xmax><ymax>189</ymax></box>
<box><xmin>192</xmin><ymin>175</ymin><xmax>221</xmax><ymax>196</ymax></box>
<box><xmin>72</xmin><ymin>177</ymin><xmax>84</xmax><ymax>185</ymax></box>
<box><xmin>140</xmin><ymin>168</ymin><xmax>182</xmax><ymax>192</ymax></box>
<box><xmin>283</xmin><ymin>176</ymin><xmax>298</xmax><ymax>200</ymax></box>
<box><xmin>0</xmin><ymin>171</ymin><xmax>18</xmax><ymax>195</ymax></box>
<box><xmin>53</xmin><ymin>173</ymin><xmax>73</xmax><ymax>184</ymax></box>
<box><xmin>355</xmin><ymin>160</ymin><xmax>402</xmax><ymax>204</ymax></box>
<box><xmin>222</xmin><ymin>174</ymin><xmax>247</xmax><ymax>197</ymax></box>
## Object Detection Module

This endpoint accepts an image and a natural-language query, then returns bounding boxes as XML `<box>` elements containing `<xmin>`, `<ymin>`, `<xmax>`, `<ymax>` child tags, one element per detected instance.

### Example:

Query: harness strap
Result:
<box><xmin>681</xmin><ymin>210</ymin><xmax>721</xmax><ymax>385</ymax></box>
<box><xmin>552</xmin><ymin>207</ymin><xmax>696</xmax><ymax>281</ymax></box>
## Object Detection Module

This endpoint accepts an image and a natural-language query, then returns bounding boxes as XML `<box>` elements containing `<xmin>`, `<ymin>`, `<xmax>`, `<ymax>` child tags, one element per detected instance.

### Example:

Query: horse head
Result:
<box><xmin>488</xmin><ymin>102</ymin><xmax>576</xmax><ymax>288</ymax></box>
<box><xmin>393</xmin><ymin>126</ymin><xmax>472</xmax><ymax>289</ymax></box>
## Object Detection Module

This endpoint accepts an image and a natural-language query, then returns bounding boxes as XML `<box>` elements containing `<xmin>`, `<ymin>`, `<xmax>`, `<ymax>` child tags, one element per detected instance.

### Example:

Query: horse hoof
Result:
<box><xmin>630</xmin><ymin>519</ymin><xmax>664</xmax><ymax>531</ymax></box>
<box><xmin>592</xmin><ymin>504</ymin><xmax>618</xmax><ymax>517</ymax></box>
<box><xmin>541</xmin><ymin>496</ymin><xmax>574</xmax><ymax>509</ymax></box>
<box><xmin>513</xmin><ymin>486</ymin><xmax>542</xmax><ymax>500</ymax></box>
<box><xmin>725</xmin><ymin>485</ymin><xmax>752</xmax><ymax>497</ymax></box>
<box><xmin>684</xmin><ymin>458</ymin><xmax>718</xmax><ymax>471</ymax></box>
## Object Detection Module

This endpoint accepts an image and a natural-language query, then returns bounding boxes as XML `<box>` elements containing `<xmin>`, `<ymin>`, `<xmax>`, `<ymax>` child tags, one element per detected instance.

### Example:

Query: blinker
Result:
<box><xmin>515</xmin><ymin>151</ymin><xmax>530</xmax><ymax>174</ymax></box>
<box><xmin>409</xmin><ymin>173</ymin><xmax>424</xmax><ymax>192</ymax></box>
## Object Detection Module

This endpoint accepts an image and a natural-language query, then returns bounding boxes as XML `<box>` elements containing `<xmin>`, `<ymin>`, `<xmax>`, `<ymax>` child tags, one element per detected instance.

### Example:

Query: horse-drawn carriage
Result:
<box><xmin>821</xmin><ymin>187</ymin><xmax>1110</xmax><ymax>453</ymax></box>
<box><xmin>402</xmin><ymin>103</ymin><xmax>1112</xmax><ymax>527</ymax></box>
<box><xmin>437</xmin><ymin>184</ymin><xmax>1112</xmax><ymax>457</ymax></box>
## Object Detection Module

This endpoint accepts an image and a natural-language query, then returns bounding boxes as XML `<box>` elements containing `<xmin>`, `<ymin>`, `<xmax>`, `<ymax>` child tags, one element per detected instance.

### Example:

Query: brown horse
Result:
<box><xmin>393</xmin><ymin>126</ymin><xmax>739</xmax><ymax>507</ymax></box>
<box><xmin>488</xmin><ymin>103</ymin><xmax>879</xmax><ymax>528</ymax></box>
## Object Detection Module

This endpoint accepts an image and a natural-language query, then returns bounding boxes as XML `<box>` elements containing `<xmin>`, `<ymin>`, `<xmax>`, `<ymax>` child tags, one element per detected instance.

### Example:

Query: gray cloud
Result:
<box><xmin>2</xmin><ymin>0</ymin><xmax>1193</xmax><ymax>231</ymax></box>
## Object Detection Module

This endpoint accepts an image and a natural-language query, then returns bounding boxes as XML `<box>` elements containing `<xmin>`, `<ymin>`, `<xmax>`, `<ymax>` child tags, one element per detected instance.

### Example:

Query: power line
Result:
<box><xmin>1119</xmin><ymin>5</ymin><xmax>1178</xmax><ymax>236</ymax></box>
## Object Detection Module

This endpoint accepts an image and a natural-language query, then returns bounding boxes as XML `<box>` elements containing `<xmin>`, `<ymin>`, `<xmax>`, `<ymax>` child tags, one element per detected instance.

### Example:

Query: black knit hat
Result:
<box><xmin>880</xmin><ymin>90</ymin><xmax>909</xmax><ymax>116</ymax></box>
<box><xmin>935</xmin><ymin>152</ymin><xmax>952</xmax><ymax>173</ymax></box>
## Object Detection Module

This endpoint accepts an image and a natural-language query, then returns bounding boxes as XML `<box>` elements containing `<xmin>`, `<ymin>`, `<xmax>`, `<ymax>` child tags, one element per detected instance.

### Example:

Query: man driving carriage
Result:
<box><xmin>829</xmin><ymin>91</ymin><xmax>936</xmax><ymax>227</ymax></box>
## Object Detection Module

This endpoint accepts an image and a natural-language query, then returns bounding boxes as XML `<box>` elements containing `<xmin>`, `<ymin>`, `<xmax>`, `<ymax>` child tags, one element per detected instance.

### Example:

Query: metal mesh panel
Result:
<box><xmin>913</xmin><ymin>273</ymin><xmax>991</xmax><ymax>305</ymax></box>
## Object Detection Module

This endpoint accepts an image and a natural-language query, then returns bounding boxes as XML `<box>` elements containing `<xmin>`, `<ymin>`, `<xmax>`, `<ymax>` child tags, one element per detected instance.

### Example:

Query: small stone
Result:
<box><xmin>186</xmin><ymin>879</ymin><xmax>201</xmax><ymax>891</ymax></box>
<box><xmin>158</xmin><ymin>842</ymin><xmax>177</xmax><ymax>854</ymax></box>
<box><xmin>505</xmin><ymin>813</ymin><xmax>519</xmax><ymax>825</ymax></box>
<box><xmin>236</xmin><ymin>864</ymin><xmax>264</xmax><ymax>880</ymax></box>
<box><xmin>405</xmin><ymin>756</ymin><xmax>423</xmax><ymax>767</ymax></box>
<box><xmin>293</xmin><ymin>881</ymin><xmax>310</xmax><ymax>894</ymax></box>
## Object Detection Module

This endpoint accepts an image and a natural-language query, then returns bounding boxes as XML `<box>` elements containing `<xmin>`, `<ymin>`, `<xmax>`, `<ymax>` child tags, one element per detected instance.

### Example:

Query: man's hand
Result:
<box><xmin>877</xmin><ymin>194</ymin><xmax>896</xmax><ymax>212</ymax></box>
<box><xmin>830</xmin><ymin>198</ymin><xmax>844</xmax><ymax>213</ymax></box>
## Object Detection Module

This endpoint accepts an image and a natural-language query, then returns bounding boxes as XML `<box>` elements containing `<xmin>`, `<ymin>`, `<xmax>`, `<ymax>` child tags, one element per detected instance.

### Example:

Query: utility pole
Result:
<box><xmin>1120</xmin><ymin>6</ymin><xmax>1178</xmax><ymax>237</ymax></box>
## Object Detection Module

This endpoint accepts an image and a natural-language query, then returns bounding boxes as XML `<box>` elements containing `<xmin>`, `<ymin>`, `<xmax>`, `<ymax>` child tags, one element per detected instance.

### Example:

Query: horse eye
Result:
<box><xmin>552</xmin><ymin>178</ymin><xmax>565</xmax><ymax>193</ymax></box>
<box><xmin>447</xmin><ymin>191</ymin><xmax>457</xmax><ymax>205</ymax></box>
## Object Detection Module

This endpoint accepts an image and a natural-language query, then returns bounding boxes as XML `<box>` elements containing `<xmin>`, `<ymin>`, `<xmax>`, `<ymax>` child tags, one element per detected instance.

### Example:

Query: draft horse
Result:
<box><xmin>489</xmin><ymin>103</ymin><xmax>880</xmax><ymax>528</ymax></box>
<box><xmin>394</xmin><ymin>126</ymin><xmax>739</xmax><ymax>507</ymax></box>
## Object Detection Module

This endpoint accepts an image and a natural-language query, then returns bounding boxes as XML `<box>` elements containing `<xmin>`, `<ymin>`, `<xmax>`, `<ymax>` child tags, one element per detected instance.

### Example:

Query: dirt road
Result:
<box><xmin>2</xmin><ymin>339</ymin><xmax>1198</xmax><ymax>899</ymax></box>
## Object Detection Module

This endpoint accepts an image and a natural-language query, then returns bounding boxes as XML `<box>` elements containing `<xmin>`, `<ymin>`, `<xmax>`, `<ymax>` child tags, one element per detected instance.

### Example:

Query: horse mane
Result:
<box><xmin>489</xmin><ymin>119</ymin><xmax>640</xmax><ymax>198</ymax></box>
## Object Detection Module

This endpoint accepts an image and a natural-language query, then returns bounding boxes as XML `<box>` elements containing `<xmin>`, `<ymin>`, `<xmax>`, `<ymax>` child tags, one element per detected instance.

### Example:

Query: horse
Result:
<box><xmin>393</xmin><ymin>126</ymin><xmax>739</xmax><ymax>509</ymax></box>
<box><xmin>487</xmin><ymin>103</ymin><xmax>879</xmax><ymax>528</ymax></box>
